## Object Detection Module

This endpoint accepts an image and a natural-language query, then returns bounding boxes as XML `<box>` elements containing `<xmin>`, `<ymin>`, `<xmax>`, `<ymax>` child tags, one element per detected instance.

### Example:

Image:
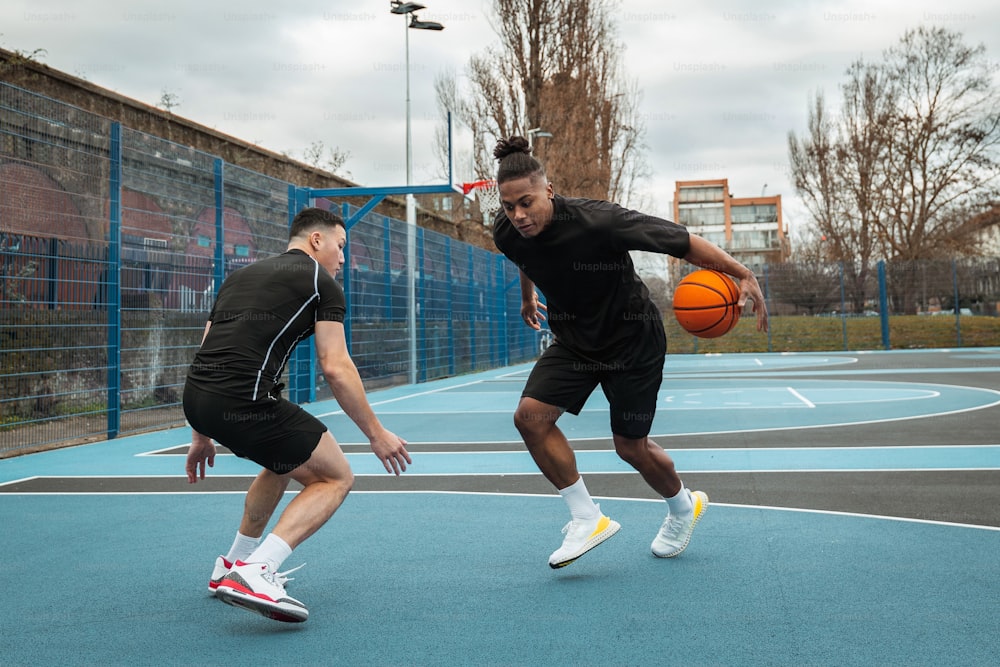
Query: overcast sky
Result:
<box><xmin>2</xmin><ymin>0</ymin><xmax>998</xmax><ymax>232</ymax></box>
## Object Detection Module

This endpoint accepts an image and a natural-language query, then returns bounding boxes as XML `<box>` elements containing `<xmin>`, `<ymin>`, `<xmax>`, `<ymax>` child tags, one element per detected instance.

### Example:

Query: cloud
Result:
<box><xmin>2</xmin><ymin>0</ymin><xmax>998</xmax><ymax>226</ymax></box>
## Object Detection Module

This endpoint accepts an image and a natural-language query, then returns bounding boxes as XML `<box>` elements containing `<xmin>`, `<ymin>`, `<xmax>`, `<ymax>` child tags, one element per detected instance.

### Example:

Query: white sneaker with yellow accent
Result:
<box><xmin>548</xmin><ymin>505</ymin><xmax>621</xmax><ymax>569</ymax></box>
<box><xmin>651</xmin><ymin>490</ymin><xmax>708</xmax><ymax>558</ymax></box>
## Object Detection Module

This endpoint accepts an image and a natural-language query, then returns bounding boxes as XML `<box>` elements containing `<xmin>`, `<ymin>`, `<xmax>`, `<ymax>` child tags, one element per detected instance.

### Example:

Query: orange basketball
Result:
<box><xmin>672</xmin><ymin>269</ymin><xmax>741</xmax><ymax>338</ymax></box>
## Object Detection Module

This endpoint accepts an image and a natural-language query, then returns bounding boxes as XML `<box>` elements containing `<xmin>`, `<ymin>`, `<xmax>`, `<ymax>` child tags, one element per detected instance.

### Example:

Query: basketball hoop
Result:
<box><xmin>462</xmin><ymin>179</ymin><xmax>501</xmax><ymax>223</ymax></box>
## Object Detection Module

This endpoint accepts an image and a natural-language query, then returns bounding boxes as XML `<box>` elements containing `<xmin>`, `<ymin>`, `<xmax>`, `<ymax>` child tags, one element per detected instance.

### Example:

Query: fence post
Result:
<box><xmin>763</xmin><ymin>264</ymin><xmax>772</xmax><ymax>353</ymax></box>
<box><xmin>383</xmin><ymin>217</ymin><xmax>393</xmax><ymax>322</ymax></box>
<box><xmin>878</xmin><ymin>260</ymin><xmax>890</xmax><ymax>350</ymax></box>
<box><xmin>495</xmin><ymin>253</ymin><xmax>508</xmax><ymax>367</ymax></box>
<box><xmin>341</xmin><ymin>203</ymin><xmax>352</xmax><ymax>352</ymax></box>
<box><xmin>286</xmin><ymin>188</ymin><xmax>315</xmax><ymax>404</ymax></box>
<box><xmin>468</xmin><ymin>246</ymin><xmax>476</xmax><ymax>369</ymax></box>
<box><xmin>445</xmin><ymin>236</ymin><xmax>455</xmax><ymax>376</ymax></box>
<box><xmin>417</xmin><ymin>227</ymin><xmax>427</xmax><ymax>383</ymax></box>
<box><xmin>106</xmin><ymin>122</ymin><xmax>122</xmax><ymax>439</ymax></box>
<box><xmin>953</xmin><ymin>260</ymin><xmax>962</xmax><ymax>347</ymax></box>
<box><xmin>838</xmin><ymin>262</ymin><xmax>848</xmax><ymax>350</ymax></box>
<box><xmin>213</xmin><ymin>159</ymin><xmax>225</xmax><ymax>298</ymax></box>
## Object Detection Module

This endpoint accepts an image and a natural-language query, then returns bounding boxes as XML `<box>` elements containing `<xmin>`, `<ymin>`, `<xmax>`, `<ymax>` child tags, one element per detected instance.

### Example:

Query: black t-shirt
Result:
<box><xmin>493</xmin><ymin>195</ymin><xmax>690</xmax><ymax>365</ymax></box>
<box><xmin>186</xmin><ymin>249</ymin><xmax>346</xmax><ymax>401</ymax></box>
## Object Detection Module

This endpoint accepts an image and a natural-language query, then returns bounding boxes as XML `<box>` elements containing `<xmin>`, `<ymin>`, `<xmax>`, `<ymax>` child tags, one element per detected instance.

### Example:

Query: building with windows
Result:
<box><xmin>673</xmin><ymin>178</ymin><xmax>790</xmax><ymax>267</ymax></box>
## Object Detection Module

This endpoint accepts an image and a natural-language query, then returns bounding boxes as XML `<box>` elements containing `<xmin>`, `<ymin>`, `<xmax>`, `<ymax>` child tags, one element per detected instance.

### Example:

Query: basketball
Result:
<box><xmin>672</xmin><ymin>270</ymin><xmax>741</xmax><ymax>338</ymax></box>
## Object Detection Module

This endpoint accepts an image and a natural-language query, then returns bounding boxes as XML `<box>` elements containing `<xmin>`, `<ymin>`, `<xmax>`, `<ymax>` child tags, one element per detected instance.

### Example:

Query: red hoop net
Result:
<box><xmin>462</xmin><ymin>179</ymin><xmax>501</xmax><ymax>222</ymax></box>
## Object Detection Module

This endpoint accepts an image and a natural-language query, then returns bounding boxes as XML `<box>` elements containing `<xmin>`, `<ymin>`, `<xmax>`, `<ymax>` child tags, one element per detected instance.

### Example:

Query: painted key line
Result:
<box><xmin>339</xmin><ymin>444</ymin><xmax>1000</xmax><ymax>475</ymax></box>
<box><xmin>5</xmin><ymin>443</ymin><xmax>998</xmax><ymax>485</ymax></box>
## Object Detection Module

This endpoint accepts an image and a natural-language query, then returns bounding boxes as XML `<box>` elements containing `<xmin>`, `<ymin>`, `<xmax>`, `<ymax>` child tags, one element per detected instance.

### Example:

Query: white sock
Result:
<box><xmin>559</xmin><ymin>477</ymin><xmax>601</xmax><ymax>521</ymax></box>
<box><xmin>224</xmin><ymin>532</ymin><xmax>260</xmax><ymax>564</ymax></box>
<box><xmin>246</xmin><ymin>533</ymin><xmax>293</xmax><ymax>572</ymax></box>
<box><xmin>665</xmin><ymin>486</ymin><xmax>693</xmax><ymax>516</ymax></box>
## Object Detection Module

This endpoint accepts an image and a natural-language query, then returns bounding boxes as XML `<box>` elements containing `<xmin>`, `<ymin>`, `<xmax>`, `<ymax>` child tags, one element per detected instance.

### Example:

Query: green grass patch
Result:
<box><xmin>664</xmin><ymin>315</ymin><xmax>1000</xmax><ymax>353</ymax></box>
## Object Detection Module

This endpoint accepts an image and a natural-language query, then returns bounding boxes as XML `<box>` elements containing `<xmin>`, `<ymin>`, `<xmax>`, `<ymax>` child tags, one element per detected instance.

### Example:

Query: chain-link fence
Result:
<box><xmin>661</xmin><ymin>258</ymin><xmax>1000</xmax><ymax>354</ymax></box>
<box><xmin>0</xmin><ymin>82</ymin><xmax>538</xmax><ymax>455</ymax></box>
<box><xmin>2</xmin><ymin>81</ymin><xmax>998</xmax><ymax>456</ymax></box>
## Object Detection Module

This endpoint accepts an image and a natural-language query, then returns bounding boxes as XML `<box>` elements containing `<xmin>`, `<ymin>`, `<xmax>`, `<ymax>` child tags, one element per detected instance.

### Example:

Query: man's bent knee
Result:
<box><xmin>613</xmin><ymin>435</ymin><xmax>665</xmax><ymax>466</ymax></box>
<box><xmin>513</xmin><ymin>398</ymin><xmax>560</xmax><ymax>438</ymax></box>
<box><xmin>287</xmin><ymin>432</ymin><xmax>354</xmax><ymax>488</ymax></box>
<box><xmin>614</xmin><ymin>436</ymin><xmax>644</xmax><ymax>464</ymax></box>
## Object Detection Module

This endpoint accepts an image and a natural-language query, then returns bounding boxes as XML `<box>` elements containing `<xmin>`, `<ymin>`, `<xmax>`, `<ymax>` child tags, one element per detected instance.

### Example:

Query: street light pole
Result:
<box><xmin>390</xmin><ymin>1</ymin><xmax>443</xmax><ymax>384</ymax></box>
<box><xmin>405</xmin><ymin>18</ymin><xmax>412</xmax><ymax>188</ymax></box>
<box><xmin>404</xmin><ymin>15</ymin><xmax>416</xmax><ymax>385</ymax></box>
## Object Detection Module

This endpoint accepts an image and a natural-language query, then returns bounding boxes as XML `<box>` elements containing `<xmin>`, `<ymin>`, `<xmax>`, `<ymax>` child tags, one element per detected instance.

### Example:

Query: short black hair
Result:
<box><xmin>493</xmin><ymin>136</ymin><xmax>546</xmax><ymax>185</ymax></box>
<box><xmin>288</xmin><ymin>207</ymin><xmax>345</xmax><ymax>241</ymax></box>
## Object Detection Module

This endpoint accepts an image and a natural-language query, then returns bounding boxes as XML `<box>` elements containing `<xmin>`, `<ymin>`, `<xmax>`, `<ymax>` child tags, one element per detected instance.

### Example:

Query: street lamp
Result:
<box><xmin>389</xmin><ymin>1</ymin><xmax>444</xmax><ymax>384</ymax></box>
<box><xmin>390</xmin><ymin>1</ymin><xmax>444</xmax><ymax>189</ymax></box>
<box><xmin>527</xmin><ymin>127</ymin><xmax>553</xmax><ymax>144</ymax></box>
<box><xmin>410</xmin><ymin>16</ymin><xmax>444</xmax><ymax>30</ymax></box>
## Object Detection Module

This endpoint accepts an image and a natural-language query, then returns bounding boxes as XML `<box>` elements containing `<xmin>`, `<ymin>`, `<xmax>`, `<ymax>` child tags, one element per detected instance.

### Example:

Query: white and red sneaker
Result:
<box><xmin>215</xmin><ymin>561</ymin><xmax>309</xmax><ymax>623</ymax></box>
<box><xmin>208</xmin><ymin>556</ymin><xmax>233</xmax><ymax>595</ymax></box>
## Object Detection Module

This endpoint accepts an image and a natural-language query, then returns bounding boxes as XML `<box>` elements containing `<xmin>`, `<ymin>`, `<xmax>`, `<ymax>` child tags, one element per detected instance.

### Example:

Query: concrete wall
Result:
<box><xmin>0</xmin><ymin>47</ymin><xmax>495</xmax><ymax>250</ymax></box>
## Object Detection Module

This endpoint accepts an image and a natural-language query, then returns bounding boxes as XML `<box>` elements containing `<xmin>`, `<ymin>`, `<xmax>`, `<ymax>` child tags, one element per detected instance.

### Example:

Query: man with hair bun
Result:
<box><xmin>491</xmin><ymin>136</ymin><xmax>768</xmax><ymax>568</ymax></box>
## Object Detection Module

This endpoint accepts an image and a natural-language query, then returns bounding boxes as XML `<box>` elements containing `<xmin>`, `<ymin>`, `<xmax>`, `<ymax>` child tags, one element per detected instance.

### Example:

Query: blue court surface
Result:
<box><xmin>2</xmin><ymin>349</ymin><xmax>999</xmax><ymax>666</ymax></box>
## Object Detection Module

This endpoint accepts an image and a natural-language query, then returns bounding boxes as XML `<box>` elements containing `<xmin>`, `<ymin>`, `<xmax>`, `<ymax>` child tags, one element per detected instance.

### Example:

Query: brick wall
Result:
<box><xmin>0</xmin><ymin>47</ymin><xmax>495</xmax><ymax>251</ymax></box>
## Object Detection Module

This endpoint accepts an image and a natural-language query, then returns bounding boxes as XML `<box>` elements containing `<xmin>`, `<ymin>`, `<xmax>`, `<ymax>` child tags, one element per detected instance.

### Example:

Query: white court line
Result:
<box><xmin>118</xmin><ymin>379</ymin><xmax>1000</xmax><ymax>447</ymax></box>
<box><xmin>588</xmin><ymin>496</ymin><xmax>1000</xmax><ymax>532</ymax></box>
<box><xmin>136</xmin><ymin>446</ymin><xmax>187</xmax><ymax>457</ymax></box>
<box><xmin>314</xmin><ymin>369</ymin><xmax>527</xmax><ymax>417</ymax></box>
<box><xmin>3</xmin><ymin>487</ymin><xmax>996</xmax><ymax>532</ymax></box>
<box><xmin>786</xmin><ymin>386</ymin><xmax>816</xmax><ymax>407</ymax></box>
<box><xmin>0</xmin><ymin>476</ymin><xmax>38</xmax><ymax>488</ymax></box>
<box><xmin>143</xmin><ymin>443</ymin><xmax>1000</xmax><ymax>456</ymax></box>
<box><xmin>314</xmin><ymin>378</ymin><xmax>486</xmax><ymax>417</ymax></box>
<box><xmin>312</xmin><ymin>376</ymin><xmax>993</xmax><ymax>418</ymax></box>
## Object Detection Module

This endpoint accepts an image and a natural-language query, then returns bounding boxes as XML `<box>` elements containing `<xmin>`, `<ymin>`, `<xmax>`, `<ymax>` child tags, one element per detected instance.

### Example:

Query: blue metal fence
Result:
<box><xmin>0</xmin><ymin>82</ymin><xmax>538</xmax><ymax>454</ymax></box>
<box><xmin>2</xmin><ymin>80</ymin><xmax>996</xmax><ymax>456</ymax></box>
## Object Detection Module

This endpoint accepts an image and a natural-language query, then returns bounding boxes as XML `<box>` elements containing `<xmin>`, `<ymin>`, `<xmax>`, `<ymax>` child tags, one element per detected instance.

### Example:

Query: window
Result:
<box><xmin>234</xmin><ymin>244</ymin><xmax>249</xmax><ymax>257</ymax></box>
<box><xmin>678</xmin><ymin>186</ymin><xmax>725</xmax><ymax>203</ymax></box>
<box><xmin>731</xmin><ymin>204</ymin><xmax>777</xmax><ymax>224</ymax></box>
<box><xmin>197</xmin><ymin>235</ymin><xmax>211</xmax><ymax>247</ymax></box>
<box><xmin>731</xmin><ymin>229</ymin><xmax>777</xmax><ymax>250</ymax></box>
<box><xmin>679</xmin><ymin>204</ymin><xmax>724</xmax><ymax>226</ymax></box>
<box><xmin>700</xmin><ymin>231</ymin><xmax>727</xmax><ymax>246</ymax></box>
<box><xmin>431</xmin><ymin>196</ymin><xmax>453</xmax><ymax>212</ymax></box>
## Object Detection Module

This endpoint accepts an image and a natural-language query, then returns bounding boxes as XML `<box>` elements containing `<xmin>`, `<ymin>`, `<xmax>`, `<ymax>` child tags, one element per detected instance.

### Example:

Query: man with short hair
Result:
<box><xmin>184</xmin><ymin>207</ymin><xmax>411</xmax><ymax>622</ymax></box>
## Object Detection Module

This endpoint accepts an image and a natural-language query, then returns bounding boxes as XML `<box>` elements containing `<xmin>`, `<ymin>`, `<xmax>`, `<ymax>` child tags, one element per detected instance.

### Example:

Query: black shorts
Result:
<box><xmin>183</xmin><ymin>383</ymin><xmax>326</xmax><ymax>474</ymax></box>
<box><xmin>521</xmin><ymin>341</ymin><xmax>665</xmax><ymax>439</ymax></box>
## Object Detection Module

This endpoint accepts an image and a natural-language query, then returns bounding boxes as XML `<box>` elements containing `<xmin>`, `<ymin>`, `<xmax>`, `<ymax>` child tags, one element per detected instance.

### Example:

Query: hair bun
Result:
<box><xmin>493</xmin><ymin>136</ymin><xmax>532</xmax><ymax>161</ymax></box>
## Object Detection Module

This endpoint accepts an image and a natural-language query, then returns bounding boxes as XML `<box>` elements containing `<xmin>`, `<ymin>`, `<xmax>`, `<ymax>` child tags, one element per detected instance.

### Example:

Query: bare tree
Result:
<box><xmin>789</xmin><ymin>64</ymin><xmax>897</xmax><ymax>310</ymax></box>
<box><xmin>302</xmin><ymin>140</ymin><xmax>352</xmax><ymax>178</ymax></box>
<box><xmin>158</xmin><ymin>89</ymin><xmax>181</xmax><ymax>113</ymax></box>
<box><xmin>789</xmin><ymin>93</ymin><xmax>843</xmax><ymax>263</ymax></box>
<box><xmin>789</xmin><ymin>27</ymin><xmax>1000</xmax><ymax>312</ymax></box>
<box><xmin>767</xmin><ymin>261</ymin><xmax>843</xmax><ymax>316</ymax></box>
<box><xmin>878</xmin><ymin>27</ymin><xmax>1000</xmax><ymax>261</ymax></box>
<box><xmin>790</xmin><ymin>27</ymin><xmax>1000</xmax><ymax>263</ymax></box>
<box><xmin>437</xmin><ymin>0</ymin><xmax>647</xmax><ymax>206</ymax></box>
